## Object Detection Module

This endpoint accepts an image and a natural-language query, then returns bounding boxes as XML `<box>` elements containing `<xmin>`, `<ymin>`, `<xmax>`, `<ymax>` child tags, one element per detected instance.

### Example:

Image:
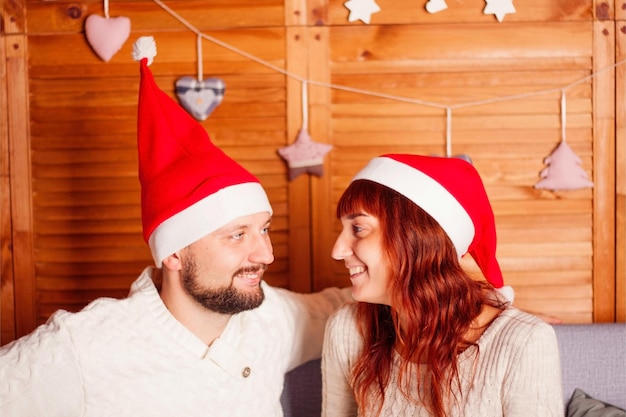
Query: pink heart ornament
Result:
<box><xmin>175</xmin><ymin>76</ymin><xmax>226</xmax><ymax>121</ymax></box>
<box><xmin>84</xmin><ymin>14</ymin><xmax>131</xmax><ymax>62</ymax></box>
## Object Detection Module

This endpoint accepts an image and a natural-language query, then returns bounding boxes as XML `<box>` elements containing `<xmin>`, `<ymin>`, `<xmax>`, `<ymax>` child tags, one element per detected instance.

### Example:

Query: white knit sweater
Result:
<box><xmin>0</xmin><ymin>267</ymin><xmax>350</xmax><ymax>417</ymax></box>
<box><xmin>322</xmin><ymin>303</ymin><xmax>564</xmax><ymax>417</ymax></box>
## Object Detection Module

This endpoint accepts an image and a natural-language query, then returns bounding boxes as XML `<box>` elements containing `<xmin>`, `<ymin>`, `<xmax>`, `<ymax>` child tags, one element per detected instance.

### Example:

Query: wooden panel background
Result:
<box><xmin>1</xmin><ymin>0</ymin><xmax>624</xmax><ymax>344</ymax></box>
<box><xmin>309</xmin><ymin>0</ymin><xmax>617</xmax><ymax>324</ymax></box>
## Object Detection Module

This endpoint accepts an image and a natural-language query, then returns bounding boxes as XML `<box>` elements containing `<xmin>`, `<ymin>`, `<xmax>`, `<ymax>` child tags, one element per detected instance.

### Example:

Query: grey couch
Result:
<box><xmin>280</xmin><ymin>323</ymin><xmax>626</xmax><ymax>416</ymax></box>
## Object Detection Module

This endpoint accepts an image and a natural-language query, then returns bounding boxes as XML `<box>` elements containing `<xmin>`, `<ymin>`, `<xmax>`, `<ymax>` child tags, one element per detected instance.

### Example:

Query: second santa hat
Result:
<box><xmin>352</xmin><ymin>154</ymin><xmax>508</xmax><ymax>295</ymax></box>
<box><xmin>133</xmin><ymin>36</ymin><xmax>272</xmax><ymax>266</ymax></box>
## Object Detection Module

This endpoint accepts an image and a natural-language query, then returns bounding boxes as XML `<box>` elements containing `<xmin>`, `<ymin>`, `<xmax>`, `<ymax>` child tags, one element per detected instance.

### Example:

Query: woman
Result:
<box><xmin>322</xmin><ymin>154</ymin><xmax>563</xmax><ymax>417</ymax></box>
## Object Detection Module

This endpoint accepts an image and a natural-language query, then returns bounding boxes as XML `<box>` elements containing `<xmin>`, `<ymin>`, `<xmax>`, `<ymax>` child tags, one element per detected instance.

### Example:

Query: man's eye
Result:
<box><xmin>232</xmin><ymin>232</ymin><xmax>245</xmax><ymax>240</ymax></box>
<box><xmin>261</xmin><ymin>227</ymin><xmax>270</xmax><ymax>235</ymax></box>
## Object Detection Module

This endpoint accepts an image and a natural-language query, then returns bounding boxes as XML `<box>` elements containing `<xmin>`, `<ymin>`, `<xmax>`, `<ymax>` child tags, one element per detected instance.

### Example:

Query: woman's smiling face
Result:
<box><xmin>331</xmin><ymin>210</ymin><xmax>392</xmax><ymax>306</ymax></box>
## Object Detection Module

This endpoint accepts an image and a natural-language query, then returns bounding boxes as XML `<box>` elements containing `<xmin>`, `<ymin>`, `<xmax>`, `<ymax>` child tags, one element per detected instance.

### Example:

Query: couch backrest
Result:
<box><xmin>281</xmin><ymin>323</ymin><xmax>626</xmax><ymax>417</ymax></box>
<box><xmin>553</xmin><ymin>323</ymin><xmax>626</xmax><ymax>409</ymax></box>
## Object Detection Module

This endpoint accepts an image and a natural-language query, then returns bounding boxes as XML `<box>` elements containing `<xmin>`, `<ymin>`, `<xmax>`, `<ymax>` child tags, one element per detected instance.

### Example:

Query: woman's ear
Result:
<box><xmin>162</xmin><ymin>251</ymin><xmax>184</xmax><ymax>271</ymax></box>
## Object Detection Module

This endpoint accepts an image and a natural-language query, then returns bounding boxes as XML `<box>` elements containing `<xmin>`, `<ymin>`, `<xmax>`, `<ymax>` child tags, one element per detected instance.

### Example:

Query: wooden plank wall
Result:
<box><xmin>0</xmin><ymin>0</ymin><xmax>624</xmax><ymax>344</ymax></box>
<box><xmin>3</xmin><ymin>0</ymin><xmax>295</xmax><ymax>341</ymax></box>
<box><xmin>308</xmin><ymin>0</ymin><xmax>617</xmax><ymax>324</ymax></box>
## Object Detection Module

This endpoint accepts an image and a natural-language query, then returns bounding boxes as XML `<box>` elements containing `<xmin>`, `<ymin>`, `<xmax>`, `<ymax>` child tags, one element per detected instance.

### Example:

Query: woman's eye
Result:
<box><xmin>261</xmin><ymin>226</ymin><xmax>270</xmax><ymax>235</ymax></box>
<box><xmin>352</xmin><ymin>225</ymin><xmax>363</xmax><ymax>234</ymax></box>
<box><xmin>232</xmin><ymin>232</ymin><xmax>245</xmax><ymax>240</ymax></box>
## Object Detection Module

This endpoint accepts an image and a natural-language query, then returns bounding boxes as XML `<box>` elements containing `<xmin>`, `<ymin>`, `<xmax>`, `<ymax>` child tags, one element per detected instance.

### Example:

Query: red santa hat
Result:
<box><xmin>133</xmin><ymin>36</ymin><xmax>272</xmax><ymax>266</ymax></box>
<box><xmin>352</xmin><ymin>154</ymin><xmax>512</xmax><ymax>298</ymax></box>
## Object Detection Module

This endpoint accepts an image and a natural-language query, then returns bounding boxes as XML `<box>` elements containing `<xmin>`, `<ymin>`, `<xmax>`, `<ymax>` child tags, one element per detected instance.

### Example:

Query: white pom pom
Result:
<box><xmin>132</xmin><ymin>36</ymin><xmax>157</xmax><ymax>66</ymax></box>
<box><xmin>496</xmin><ymin>285</ymin><xmax>515</xmax><ymax>304</ymax></box>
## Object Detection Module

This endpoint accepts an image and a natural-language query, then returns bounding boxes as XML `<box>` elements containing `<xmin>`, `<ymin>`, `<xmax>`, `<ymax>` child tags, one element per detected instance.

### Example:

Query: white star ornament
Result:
<box><xmin>483</xmin><ymin>0</ymin><xmax>516</xmax><ymax>22</ymax></box>
<box><xmin>344</xmin><ymin>0</ymin><xmax>381</xmax><ymax>24</ymax></box>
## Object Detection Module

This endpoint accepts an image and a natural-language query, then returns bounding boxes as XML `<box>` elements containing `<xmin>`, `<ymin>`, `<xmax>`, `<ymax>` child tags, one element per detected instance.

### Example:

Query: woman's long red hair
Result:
<box><xmin>337</xmin><ymin>180</ymin><xmax>502</xmax><ymax>417</ymax></box>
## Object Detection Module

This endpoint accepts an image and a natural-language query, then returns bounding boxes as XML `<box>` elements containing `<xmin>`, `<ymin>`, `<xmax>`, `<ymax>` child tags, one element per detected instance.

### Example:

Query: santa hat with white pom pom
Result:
<box><xmin>132</xmin><ymin>36</ymin><xmax>272</xmax><ymax>266</ymax></box>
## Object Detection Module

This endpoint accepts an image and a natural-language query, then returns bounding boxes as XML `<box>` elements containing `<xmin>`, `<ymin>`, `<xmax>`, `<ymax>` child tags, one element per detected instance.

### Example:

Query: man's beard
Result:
<box><xmin>181</xmin><ymin>256</ymin><xmax>266</xmax><ymax>315</ymax></box>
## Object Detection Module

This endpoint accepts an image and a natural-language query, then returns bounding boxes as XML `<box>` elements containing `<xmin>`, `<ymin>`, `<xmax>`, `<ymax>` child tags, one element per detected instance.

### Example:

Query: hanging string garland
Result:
<box><xmin>84</xmin><ymin>0</ymin><xmax>131</xmax><ymax>62</ymax></box>
<box><xmin>278</xmin><ymin>82</ymin><xmax>333</xmax><ymax>181</ymax></box>
<box><xmin>137</xmin><ymin>0</ymin><xmax>619</xmax><ymax>185</ymax></box>
<box><xmin>174</xmin><ymin>34</ymin><xmax>226</xmax><ymax>121</ymax></box>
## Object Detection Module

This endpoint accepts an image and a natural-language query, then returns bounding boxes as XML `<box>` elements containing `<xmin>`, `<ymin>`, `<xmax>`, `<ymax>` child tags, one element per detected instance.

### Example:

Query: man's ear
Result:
<box><xmin>162</xmin><ymin>251</ymin><xmax>183</xmax><ymax>271</ymax></box>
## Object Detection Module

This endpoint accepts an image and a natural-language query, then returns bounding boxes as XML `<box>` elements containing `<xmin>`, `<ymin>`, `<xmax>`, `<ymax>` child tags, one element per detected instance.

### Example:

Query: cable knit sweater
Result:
<box><xmin>322</xmin><ymin>303</ymin><xmax>564</xmax><ymax>417</ymax></box>
<box><xmin>0</xmin><ymin>267</ymin><xmax>350</xmax><ymax>417</ymax></box>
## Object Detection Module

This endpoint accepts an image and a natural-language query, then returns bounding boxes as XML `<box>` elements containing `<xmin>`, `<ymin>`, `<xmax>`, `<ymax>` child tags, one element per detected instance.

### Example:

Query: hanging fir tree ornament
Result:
<box><xmin>483</xmin><ymin>0</ymin><xmax>516</xmax><ymax>22</ymax></box>
<box><xmin>84</xmin><ymin>0</ymin><xmax>131</xmax><ymax>62</ymax></box>
<box><xmin>534</xmin><ymin>92</ymin><xmax>593</xmax><ymax>191</ymax></box>
<box><xmin>278</xmin><ymin>82</ymin><xmax>333</xmax><ymax>181</ymax></box>
<box><xmin>344</xmin><ymin>0</ymin><xmax>381</xmax><ymax>24</ymax></box>
<box><xmin>175</xmin><ymin>35</ymin><xmax>225</xmax><ymax>121</ymax></box>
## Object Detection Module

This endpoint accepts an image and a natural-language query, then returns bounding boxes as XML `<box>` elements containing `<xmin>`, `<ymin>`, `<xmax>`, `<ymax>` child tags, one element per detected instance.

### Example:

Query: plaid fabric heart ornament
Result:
<box><xmin>175</xmin><ymin>76</ymin><xmax>225</xmax><ymax>121</ymax></box>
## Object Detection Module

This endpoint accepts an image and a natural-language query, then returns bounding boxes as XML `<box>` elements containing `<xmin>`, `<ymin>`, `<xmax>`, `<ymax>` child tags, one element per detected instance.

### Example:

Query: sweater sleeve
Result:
<box><xmin>273</xmin><ymin>286</ymin><xmax>353</xmax><ymax>371</ymax></box>
<box><xmin>321</xmin><ymin>304</ymin><xmax>359</xmax><ymax>417</ymax></box>
<box><xmin>501</xmin><ymin>321</ymin><xmax>564</xmax><ymax>417</ymax></box>
<box><xmin>0</xmin><ymin>311</ymin><xmax>84</xmax><ymax>417</ymax></box>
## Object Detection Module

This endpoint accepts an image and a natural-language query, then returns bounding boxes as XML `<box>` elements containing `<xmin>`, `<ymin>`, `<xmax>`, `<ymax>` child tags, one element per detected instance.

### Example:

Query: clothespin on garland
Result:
<box><xmin>84</xmin><ymin>0</ymin><xmax>131</xmax><ymax>62</ymax></box>
<box><xmin>278</xmin><ymin>81</ymin><xmax>333</xmax><ymax>180</ymax></box>
<box><xmin>534</xmin><ymin>90</ymin><xmax>594</xmax><ymax>191</ymax></box>
<box><xmin>174</xmin><ymin>34</ymin><xmax>226</xmax><ymax>121</ymax></box>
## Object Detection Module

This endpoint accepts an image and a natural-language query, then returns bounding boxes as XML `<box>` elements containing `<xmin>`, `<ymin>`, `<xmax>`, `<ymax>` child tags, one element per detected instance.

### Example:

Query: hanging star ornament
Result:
<box><xmin>278</xmin><ymin>129</ymin><xmax>333</xmax><ymax>181</ymax></box>
<box><xmin>483</xmin><ymin>0</ymin><xmax>516</xmax><ymax>22</ymax></box>
<box><xmin>344</xmin><ymin>0</ymin><xmax>381</xmax><ymax>24</ymax></box>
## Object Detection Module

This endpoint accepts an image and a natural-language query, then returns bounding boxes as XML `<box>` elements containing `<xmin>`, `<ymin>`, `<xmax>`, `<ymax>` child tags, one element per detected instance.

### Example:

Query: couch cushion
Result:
<box><xmin>567</xmin><ymin>388</ymin><xmax>626</xmax><ymax>417</ymax></box>
<box><xmin>281</xmin><ymin>359</ymin><xmax>322</xmax><ymax>417</ymax></box>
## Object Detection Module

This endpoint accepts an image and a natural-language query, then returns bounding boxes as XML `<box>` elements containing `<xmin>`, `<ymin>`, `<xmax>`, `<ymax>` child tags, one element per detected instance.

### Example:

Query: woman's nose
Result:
<box><xmin>331</xmin><ymin>231</ymin><xmax>352</xmax><ymax>260</ymax></box>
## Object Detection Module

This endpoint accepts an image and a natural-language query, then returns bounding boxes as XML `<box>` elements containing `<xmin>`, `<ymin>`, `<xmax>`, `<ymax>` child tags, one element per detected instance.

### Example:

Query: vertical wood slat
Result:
<box><xmin>308</xmin><ymin>26</ymin><xmax>336</xmax><ymax>291</ymax></box>
<box><xmin>5</xmin><ymin>33</ymin><xmax>37</xmax><ymax>338</ymax></box>
<box><xmin>0</xmin><ymin>0</ymin><xmax>25</xmax><ymax>344</ymax></box>
<box><xmin>285</xmin><ymin>24</ymin><xmax>313</xmax><ymax>292</ymax></box>
<box><xmin>1</xmin><ymin>0</ymin><xmax>25</xmax><ymax>34</ymax></box>
<box><xmin>592</xmin><ymin>19</ymin><xmax>617</xmax><ymax>322</ymax></box>
<box><xmin>284</xmin><ymin>0</ymin><xmax>307</xmax><ymax>26</ymax></box>
<box><xmin>0</xmin><ymin>26</ymin><xmax>15</xmax><ymax>345</ymax></box>
<box><xmin>615</xmin><ymin>2</ymin><xmax>626</xmax><ymax>322</ymax></box>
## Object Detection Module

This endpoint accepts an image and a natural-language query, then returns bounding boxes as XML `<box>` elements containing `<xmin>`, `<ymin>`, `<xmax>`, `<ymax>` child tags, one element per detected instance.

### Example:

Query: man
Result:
<box><xmin>0</xmin><ymin>36</ymin><xmax>350</xmax><ymax>417</ymax></box>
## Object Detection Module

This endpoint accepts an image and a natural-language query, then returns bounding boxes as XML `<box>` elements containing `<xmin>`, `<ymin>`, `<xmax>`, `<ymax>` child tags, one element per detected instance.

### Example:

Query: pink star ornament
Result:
<box><xmin>278</xmin><ymin>130</ymin><xmax>333</xmax><ymax>181</ymax></box>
